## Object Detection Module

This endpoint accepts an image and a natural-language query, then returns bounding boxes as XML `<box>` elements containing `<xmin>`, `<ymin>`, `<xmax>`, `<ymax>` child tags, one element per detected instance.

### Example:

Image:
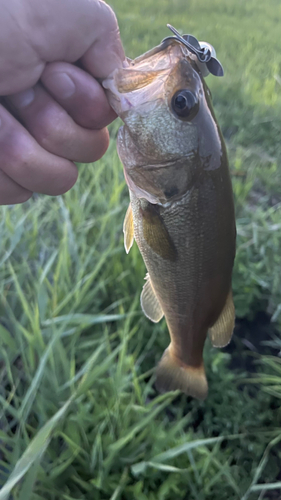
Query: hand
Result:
<box><xmin>0</xmin><ymin>0</ymin><xmax>125</xmax><ymax>205</ymax></box>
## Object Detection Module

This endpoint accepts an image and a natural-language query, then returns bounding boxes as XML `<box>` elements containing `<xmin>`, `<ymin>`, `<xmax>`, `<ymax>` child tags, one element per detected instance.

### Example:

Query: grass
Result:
<box><xmin>1</xmin><ymin>0</ymin><xmax>281</xmax><ymax>498</ymax></box>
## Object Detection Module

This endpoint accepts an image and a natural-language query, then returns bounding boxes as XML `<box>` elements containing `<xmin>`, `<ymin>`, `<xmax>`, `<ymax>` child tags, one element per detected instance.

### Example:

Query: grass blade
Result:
<box><xmin>0</xmin><ymin>398</ymin><xmax>72</xmax><ymax>500</ymax></box>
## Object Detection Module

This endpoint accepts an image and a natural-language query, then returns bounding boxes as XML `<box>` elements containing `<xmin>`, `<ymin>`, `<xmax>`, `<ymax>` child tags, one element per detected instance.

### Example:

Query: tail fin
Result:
<box><xmin>155</xmin><ymin>346</ymin><xmax>208</xmax><ymax>400</ymax></box>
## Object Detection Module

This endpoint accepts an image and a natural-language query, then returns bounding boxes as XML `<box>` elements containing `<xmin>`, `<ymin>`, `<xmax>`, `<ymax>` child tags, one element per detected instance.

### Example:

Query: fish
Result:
<box><xmin>103</xmin><ymin>35</ymin><xmax>236</xmax><ymax>400</ymax></box>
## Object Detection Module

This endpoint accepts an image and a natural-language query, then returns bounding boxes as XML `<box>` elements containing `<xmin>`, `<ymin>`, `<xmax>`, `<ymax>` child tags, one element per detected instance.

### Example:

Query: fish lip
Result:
<box><xmin>131</xmin><ymin>38</ymin><xmax>195</xmax><ymax>65</ymax></box>
<box><xmin>102</xmin><ymin>72</ymin><xmax>120</xmax><ymax>106</ymax></box>
<box><xmin>102</xmin><ymin>80</ymin><xmax>133</xmax><ymax>115</ymax></box>
<box><xmin>130</xmin><ymin>41</ymin><xmax>169</xmax><ymax>64</ymax></box>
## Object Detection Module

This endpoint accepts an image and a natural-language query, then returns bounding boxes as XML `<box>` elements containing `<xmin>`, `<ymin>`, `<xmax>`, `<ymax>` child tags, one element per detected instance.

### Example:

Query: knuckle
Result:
<box><xmin>99</xmin><ymin>1</ymin><xmax>119</xmax><ymax>30</ymax></box>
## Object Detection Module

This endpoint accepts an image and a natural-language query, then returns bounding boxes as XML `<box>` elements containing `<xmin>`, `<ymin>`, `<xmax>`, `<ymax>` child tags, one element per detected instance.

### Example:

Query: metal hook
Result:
<box><xmin>162</xmin><ymin>24</ymin><xmax>224</xmax><ymax>77</ymax></box>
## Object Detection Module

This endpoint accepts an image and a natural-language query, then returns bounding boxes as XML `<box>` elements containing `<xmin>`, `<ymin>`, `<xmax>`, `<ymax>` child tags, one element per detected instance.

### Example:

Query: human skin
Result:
<box><xmin>0</xmin><ymin>0</ymin><xmax>125</xmax><ymax>205</ymax></box>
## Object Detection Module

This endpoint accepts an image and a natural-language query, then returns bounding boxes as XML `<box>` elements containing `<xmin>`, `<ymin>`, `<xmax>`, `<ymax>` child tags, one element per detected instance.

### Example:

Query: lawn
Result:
<box><xmin>0</xmin><ymin>0</ymin><xmax>281</xmax><ymax>499</ymax></box>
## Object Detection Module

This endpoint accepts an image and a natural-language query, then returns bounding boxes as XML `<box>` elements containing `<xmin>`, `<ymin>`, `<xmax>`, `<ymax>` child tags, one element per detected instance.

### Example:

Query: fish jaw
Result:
<box><xmin>103</xmin><ymin>67</ymin><xmax>170</xmax><ymax>119</ymax></box>
<box><xmin>117</xmin><ymin>125</ymin><xmax>168</xmax><ymax>204</ymax></box>
<box><xmin>102</xmin><ymin>40</ymin><xmax>195</xmax><ymax>119</ymax></box>
<box><xmin>117</xmin><ymin>125</ymin><xmax>200</xmax><ymax>205</ymax></box>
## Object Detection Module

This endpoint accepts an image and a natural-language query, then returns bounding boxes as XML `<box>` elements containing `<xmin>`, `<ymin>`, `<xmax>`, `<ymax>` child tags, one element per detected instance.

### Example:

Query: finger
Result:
<box><xmin>0</xmin><ymin>0</ymin><xmax>125</xmax><ymax>95</ymax></box>
<box><xmin>6</xmin><ymin>84</ymin><xmax>109</xmax><ymax>163</ymax></box>
<box><xmin>36</xmin><ymin>0</ymin><xmax>125</xmax><ymax>79</ymax></box>
<box><xmin>0</xmin><ymin>169</ymin><xmax>32</xmax><ymax>205</ymax></box>
<box><xmin>41</xmin><ymin>62</ymin><xmax>116</xmax><ymax>129</ymax></box>
<box><xmin>0</xmin><ymin>103</ymin><xmax>78</xmax><ymax>195</ymax></box>
<box><xmin>80</xmin><ymin>1</ymin><xmax>125</xmax><ymax>78</ymax></box>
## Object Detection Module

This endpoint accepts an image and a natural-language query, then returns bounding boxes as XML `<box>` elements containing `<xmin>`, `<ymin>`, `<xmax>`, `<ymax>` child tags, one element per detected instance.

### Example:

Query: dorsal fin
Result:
<box><xmin>123</xmin><ymin>203</ymin><xmax>134</xmax><ymax>254</ymax></box>
<box><xmin>140</xmin><ymin>274</ymin><xmax>164</xmax><ymax>323</ymax></box>
<box><xmin>209</xmin><ymin>290</ymin><xmax>235</xmax><ymax>348</ymax></box>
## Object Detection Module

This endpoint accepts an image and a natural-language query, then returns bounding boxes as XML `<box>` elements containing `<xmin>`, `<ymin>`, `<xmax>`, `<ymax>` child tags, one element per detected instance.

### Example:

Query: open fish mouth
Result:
<box><xmin>102</xmin><ymin>40</ymin><xmax>189</xmax><ymax>116</ymax></box>
<box><xmin>102</xmin><ymin>79</ymin><xmax>164</xmax><ymax>115</ymax></box>
<box><xmin>102</xmin><ymin>68</ymin><xmax>168</xmax><ymax>116</ymax></box>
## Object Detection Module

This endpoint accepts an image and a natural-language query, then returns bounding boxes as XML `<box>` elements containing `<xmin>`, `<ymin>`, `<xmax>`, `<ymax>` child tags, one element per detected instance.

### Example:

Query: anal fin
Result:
<box><xmin>209</xmin><ymin>290</ymin><xmax>235</xmax><ymax>348</ymax></box>
<box><xmin>123</xmin><ymin>203</ymin><xmax>134</xmax><ymax>254</ymax></box>
<box><xmin>140</xmin><ymin>274</ymin><xmax>164</xmax><ymax>323</ymax></box>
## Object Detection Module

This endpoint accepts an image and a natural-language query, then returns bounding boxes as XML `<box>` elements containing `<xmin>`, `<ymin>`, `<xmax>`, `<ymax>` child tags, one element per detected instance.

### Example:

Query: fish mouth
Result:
<box><xmin>103</xmin><ymin>71</ymin><xmax>167</xmax><ymax>116</ymax></box>
<box><xmin>102</xmin><ymin>40</ymin><xmax>189</xmax><ymax>116</ymax></box>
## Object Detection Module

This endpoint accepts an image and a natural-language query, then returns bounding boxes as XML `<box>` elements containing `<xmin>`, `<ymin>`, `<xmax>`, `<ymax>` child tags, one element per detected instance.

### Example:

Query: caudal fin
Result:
<box><xmin>155</xmin><ymin>346</ymin><xmax>208</xmax><ymax>400</ymax></box>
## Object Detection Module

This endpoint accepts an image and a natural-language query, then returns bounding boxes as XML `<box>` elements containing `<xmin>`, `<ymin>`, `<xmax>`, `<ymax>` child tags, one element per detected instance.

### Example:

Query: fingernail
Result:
<box><xmin>44</xmin><ymin>73</ymin><xmax>76</xmax><ymax>99</ymax></box>
<box><xmin>10</xmin><ymin>89</ymin><xmax>35</xmax><ymax>108</ymax></box>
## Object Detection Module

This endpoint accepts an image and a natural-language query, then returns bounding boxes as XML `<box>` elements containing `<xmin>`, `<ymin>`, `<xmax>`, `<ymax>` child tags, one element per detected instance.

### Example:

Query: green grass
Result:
<box><xmin>1</xmin><ymin>0</ymin><xmax>281</xmax><ymax>498</ymax></box>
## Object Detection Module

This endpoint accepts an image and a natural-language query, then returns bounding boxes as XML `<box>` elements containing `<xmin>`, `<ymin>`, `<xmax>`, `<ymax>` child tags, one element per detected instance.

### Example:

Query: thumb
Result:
<box><xmin>81</xmin><ymin>1</ymin><xmax>125</xmax><ymax>79</ymax></box>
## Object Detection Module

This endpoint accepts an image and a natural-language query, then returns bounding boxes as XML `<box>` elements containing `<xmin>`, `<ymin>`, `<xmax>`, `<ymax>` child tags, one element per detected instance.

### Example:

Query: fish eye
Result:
<box><xmin>171</xmin><ymin>90</ymin><xmax>199</xmax><ymax>119</ymax></box>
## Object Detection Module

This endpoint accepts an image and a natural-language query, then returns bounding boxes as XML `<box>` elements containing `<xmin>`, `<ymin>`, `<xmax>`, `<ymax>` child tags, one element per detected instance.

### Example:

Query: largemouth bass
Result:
<box><xmin>103</xmin><ymin>32</ymin><xmax>236</xmax><ymax>400</ymax></box>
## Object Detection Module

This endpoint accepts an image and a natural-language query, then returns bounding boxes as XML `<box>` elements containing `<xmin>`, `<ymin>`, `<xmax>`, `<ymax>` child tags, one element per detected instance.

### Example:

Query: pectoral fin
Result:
<box><xmin>209</xmin><ymin>290</ymin><xmax>235</xmax><ymax>348</ymax></box>
<box><xmin>142</xmin><ymin>205</ymin><xmax>177</xmax><ymax>261</ymax></box>
<box><xmin>140</xmin><ymin>274</ymin><xmax>164</xmax><ymax>323</ymax></box>
<box><xmin>123</xmin><ymin>203</ymin><xmax>134</xmax><ymax>254</ymax></box>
